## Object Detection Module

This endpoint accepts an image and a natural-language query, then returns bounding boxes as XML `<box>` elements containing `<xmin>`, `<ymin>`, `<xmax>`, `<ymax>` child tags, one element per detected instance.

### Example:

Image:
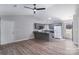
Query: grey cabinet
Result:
<box><xmin>33</xmin><ymin>31</ymin><xmax>50</xmax><ymax>41</ymax></box>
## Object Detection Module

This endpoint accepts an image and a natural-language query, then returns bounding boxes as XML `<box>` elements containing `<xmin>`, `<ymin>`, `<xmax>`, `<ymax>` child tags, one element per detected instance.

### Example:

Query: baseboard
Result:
<box><xmin>0</xmin><ymin>38</ymin><xmax>33</xmax><ymax>45</ymax></box>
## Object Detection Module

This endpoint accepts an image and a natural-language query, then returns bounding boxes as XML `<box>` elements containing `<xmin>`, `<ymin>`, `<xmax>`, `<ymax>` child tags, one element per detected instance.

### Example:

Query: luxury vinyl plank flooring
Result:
<box><xmin>0</xmin><ymin>39</ymin><xmax>79</xmax><ymax>55</ymax></box>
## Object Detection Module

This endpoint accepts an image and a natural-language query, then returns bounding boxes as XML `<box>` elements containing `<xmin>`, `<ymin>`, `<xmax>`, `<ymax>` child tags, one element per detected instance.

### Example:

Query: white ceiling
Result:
<box><xmin>0</xmin><ymin>4</ymin><xmax>77</xmax><ymax>20</ymax></box>
<box><xmin>0</xmin><ymin>4</ymin><xmax>53</xmax><ymax>15</ymax></box>
<box><xmin>47</xmin><ymin>4</ymin><xmax>76</xmax><ymax>20</ymax></box>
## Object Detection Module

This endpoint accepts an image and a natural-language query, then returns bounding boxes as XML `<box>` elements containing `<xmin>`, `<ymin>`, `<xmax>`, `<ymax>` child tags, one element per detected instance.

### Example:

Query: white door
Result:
<box><xmin>54</xmin><ymin>26</ymin><xmax>62</xmax><ymax>39</ymax></box>
<box><xmin>1</xmin><ymin>20</ymin><xmax>14</xmax><ymax>44</ymax></box>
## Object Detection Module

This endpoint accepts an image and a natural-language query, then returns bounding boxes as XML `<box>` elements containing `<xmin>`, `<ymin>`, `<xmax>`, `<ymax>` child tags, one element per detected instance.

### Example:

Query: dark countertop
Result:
<box><xmin>33</xmin><ymin>29</ymin><xmax>54</xmax><ymax>33</ymax></box>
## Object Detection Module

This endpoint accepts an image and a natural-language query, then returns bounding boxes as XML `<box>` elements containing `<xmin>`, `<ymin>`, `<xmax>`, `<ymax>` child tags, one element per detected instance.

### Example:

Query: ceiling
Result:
<box><xmin>0</xmin><ymin>4</ymin><xmax>77</xmax><ymax>20</ymax></box>
<box><xmin>0</xmin><ymin>4</ymin><xmax>53</xmax><ymax>15</ymax></box>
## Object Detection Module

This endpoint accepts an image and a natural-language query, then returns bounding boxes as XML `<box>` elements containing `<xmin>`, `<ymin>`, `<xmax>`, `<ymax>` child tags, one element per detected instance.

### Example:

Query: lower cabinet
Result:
<box><xmin>33</xmin><ymin>31</ymin><xmax>50</xmax><ymax>41</ymax></box>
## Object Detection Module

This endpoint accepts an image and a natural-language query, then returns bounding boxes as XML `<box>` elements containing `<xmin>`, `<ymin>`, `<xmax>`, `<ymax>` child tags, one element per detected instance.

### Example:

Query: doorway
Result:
<box><xmin>65</xmin><ymin>23</ymin><xmax>72</xmax><ymax>40</ymax></box>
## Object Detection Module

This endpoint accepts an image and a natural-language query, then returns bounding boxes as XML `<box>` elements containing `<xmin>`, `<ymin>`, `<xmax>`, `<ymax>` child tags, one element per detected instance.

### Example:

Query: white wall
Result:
<box><xmin>1</xmin><ymin>15</ymin><xmax>37</xmax><ymax>45</ymax></box>
<box><xmin>73</xmin><ymin>5</ymin><xmax>79</xmax><ymax>45</ymax></box>
<box><xmin>73</xmin><ymin>15</ymin><xmax>79</xmax><ymax>45</ymax></box>
<box><xmin>0</xmin><ymin>18</ymin><xmax>1</xmax><ymax>44</ymax></box>
<box><xmin>14</xmin><ymin>16</ymin><xmax>35</xmax><ymax>40</ymax></box>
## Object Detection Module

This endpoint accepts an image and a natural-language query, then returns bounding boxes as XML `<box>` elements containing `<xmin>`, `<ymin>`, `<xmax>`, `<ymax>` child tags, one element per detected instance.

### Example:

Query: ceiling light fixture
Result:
<box><xmin>48</xmin><ymin>18</ymin><xmax>51</xmax><ymax>20</ymax></box>
<box><xmin>34</xmin><ymin>9</ymin><xmax>37</xmax><ymax>11</ymax></box>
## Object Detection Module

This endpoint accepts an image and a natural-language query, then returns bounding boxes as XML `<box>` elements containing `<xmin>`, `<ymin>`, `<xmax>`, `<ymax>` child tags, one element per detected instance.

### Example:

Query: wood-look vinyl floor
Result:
<box><xmin>0</xmin><ymin>39</ymin><xmax>79</xmax><ymax>55</ymax></box>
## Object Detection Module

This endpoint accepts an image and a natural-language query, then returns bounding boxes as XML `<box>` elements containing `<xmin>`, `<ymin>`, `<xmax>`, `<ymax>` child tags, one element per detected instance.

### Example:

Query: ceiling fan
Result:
<box><xmin>24</xmin><ymin>4</ymin><xmax>46</xmax><ymax>14</ymax></box>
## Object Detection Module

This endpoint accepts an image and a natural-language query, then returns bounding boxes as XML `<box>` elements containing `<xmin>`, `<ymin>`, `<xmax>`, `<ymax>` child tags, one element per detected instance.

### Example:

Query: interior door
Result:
<box><xmin>1</xmin><ymin>19</ymin><xmax>14</xmax><ymax>44</ymax></box>
<box><xmin>6</xmin><ymin>20</ymin><xmax>14</xmax><ymax>42</ymax></box>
